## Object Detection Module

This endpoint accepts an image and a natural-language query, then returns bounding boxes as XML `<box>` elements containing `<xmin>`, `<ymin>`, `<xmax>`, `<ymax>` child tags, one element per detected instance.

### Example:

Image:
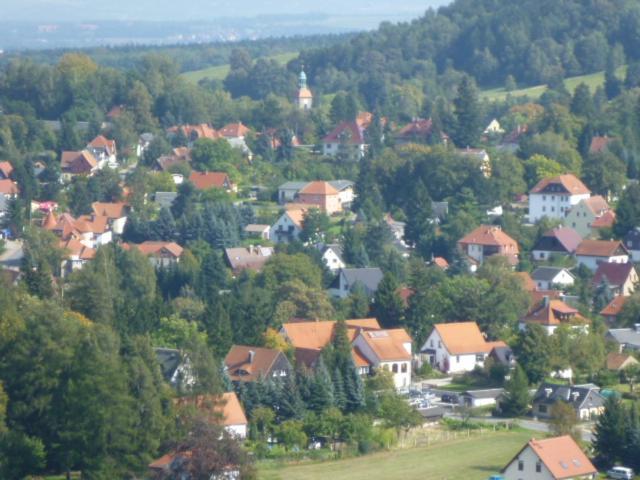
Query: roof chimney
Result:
<box><xmin>543</xmin><ymin>295</ymin><xmax>550</xmax><ymax>307</ymax></box>
<box><xmin>571</xmin><ymin>391</ymin><xmax>580</xmax><ymax>402</ymax></box>
<box><xmin>545</xmin><ymin>388</ymin><xmax>553</xmax><ymax>398</ymax></box>
<box><xmin>248</xmin><ymin>350</ymin><xmax>255</xmax><ymax>364</ymax></box>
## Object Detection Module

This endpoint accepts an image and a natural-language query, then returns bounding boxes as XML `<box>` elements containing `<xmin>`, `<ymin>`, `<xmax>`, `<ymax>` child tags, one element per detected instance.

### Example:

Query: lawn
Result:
<box><xmin>181</xmin><ymin>52</ymin><xmax>298</xmax><ymax>84</ymax></box>
<box><xmin>481</xmin><ymin>65</ymin><xmax>627</xmax><ymax>102</ymax></box>
<box><xmin>258</xmin><ymin>430</ymin><xmax>533</xmax><ymax>480</ymax></box>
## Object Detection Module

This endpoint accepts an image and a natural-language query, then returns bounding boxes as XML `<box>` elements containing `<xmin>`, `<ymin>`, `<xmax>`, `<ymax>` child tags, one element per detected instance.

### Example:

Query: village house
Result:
<box><xmin>456</xmin><ymin>147</ymin><xmax>492</xmax><ymax>177</ymax></box>
<box><xmin>528</xmin><ymin>174</ymin><xmax>591</xmax><ymax>223</ymax></box>
<box><xmin>219</xmin><ymin>121</ymin><xmax>252</xmax><ymax>158</ymax></box>
<box><xmin>329</xmin><ymin>267</ymin><xmax>384</xmax><ymax>299</ymax></box>
<box><xmin>589</xmin><ymin>134</ymin><xmax>616</xmax><ymax>154</ymax></box>
<box><xmin>319</xmin><ymin>243</ymin><xmax>346</xmax><ymax>272</ymax></box>
<box><xmin>501</xmin><ymin>435</ymin><xmax>597</xmax><ymax>480</ymax></box>
<box><xmin>91</xmin><ymin>202</ymin><xmax>129</xmax><ymax>235</ymax></box>
<box><xmin>607</xmin><ymin>352</ymin><xmax>639</xmax><ymax>372</ymax></box>
<box><xmin>607</xmin><ymin>325</ymin><xmax>640</xmax><ymax>352</ymax></box>
<box><xmin>224</xmin><ymin>245</ymin><xmax>274</xmax><ymax>274</ymax></box>
<box><xmin>519</xmin><ymin>297</ymin><xmax>590</xmax><ymax>335</ymax></box>
<box><xmin>394</xmin><ymin>117</ymin><xmax>449</xmax><ymax>145</ymax></box>
<box><xmin>457</xmin><ymin>225</ymin><xmax>519</xmax><ymax>268</ymax></box>
<box><xmin>530</xmin><ymin>267</ymin><xmax>575</xmax><ymax>291</ymax></box>
<box><xmin>42</xmin><ymin>211</ymin><xmax>112</xmax><ymax>249</ymax></box>
<box><xmin>86</xmin><ymin>134</ymin><xmax>117</xmax><ymax>168</ymax></box>
<box><xmin>60</xmin><ymin>150</ymin><xmax>99</xmax><ymax>180</ymax></box>
<box><xmin>623</xmin><ymin>227</ymin><xmax>640</xmax><ymax>262</ymax></box>
<box><xmin>224</xmin><ymin>345</ymin><xmax>292</xmax><ymax>383</ymax></box>
<box><xmin>420</xmin><ymin>322</ymin><xmax>508</xmax><ymax>375</ymax></box>
<box><xmin>188</xmin><ymin>171</ymin><xmax>236</xmax><ymax>192</ymax></box>
<box><xmin>461</xmin><ymin>388</ymin><xmax>505</xmax><ymax>408</ymax></box>
<box><xmin>0</xmin><ymin>178</ymin><xmax>19</xmax><ymax>215</ymax></box>
<box><xmin>156</xmin><ymin>147</ymin><xmax>191</xmax><ymax>172</ymax></box>
<box><xmin>322</xmin><ymin>120</ymin><xmax>367</xmax><ymax>161</ymax></box>
<box><xmin>600</xmin><ymin>295</ymin><xmax>628</xmax><ymax>324</ymax></box>
<box><xmin>278</xmin><ymin>181</ymin><xmax>310</xmax><ymax>203</ymax></box>
<box><xmin>531</xmin><ymin>383</ymin><xmax>605</xmax><ymax>421</ymax></box>
<box><xmin>0</xmin><ymin>161</ymin><xmax>14</xmax><ymax>179</ymax></box>
<box><xmin>564</xmin><ymin>195</ymin><xmax>613</xmax><ymax>238</ymax></box>
<box><xmin>59</xmin><ymin>238</ymin><xmax>96</xmax><ymax>277</ymax></box>
<box><xmin>126</xmin><ymin>241</ymin><xmax>184</xmax><ymax>268</ymax></box>
<box><xmin>591</xmin><ymin>262</ymin><xmax>638</xmax><ymax>296</ymax></box>
<box><xmin>174</xmin><ymin>392</ymin><xmax>248</xmax><ymax>439</ymax></box>
<box><xmin>483</xmin><ymin>118</ymin><xmax>505</xmax><ymax>135</ymax></box>
<box><xmin>155</xmin><ymin>347</ymin><xmax>195</xmax><ymax>391</ymax></box>
<box><xmin>574</xmin><ymin>239</ymin><xmax>629</xmax><ymax>271</ymax></box>
<box><xmin>270</xmin><ymin>205</ymin><xmax>308</xmax><ymax>243</ymax></box>
<box><xmin>531</xmin><ymin>226</ymin><xmax>582</xmax><ymax>261</ymax></box>
<box><xmin>167</xmin><ymin>123</ymin><xmax>220</xmax><ymax>143</ymax></box>
<box><xmin>280</xmin><ymin>318</ymin><xmax>413</xmax><ymax>390</ymax></box>
<box><xmin>243</xmin><ymin>224</ymin><xmax>271</xmax><ymax>240</ymax></box>
<box><xmin>297</xmin><ymin>181</ymin><xmax>342</xmax><ymax>214</ymax></box>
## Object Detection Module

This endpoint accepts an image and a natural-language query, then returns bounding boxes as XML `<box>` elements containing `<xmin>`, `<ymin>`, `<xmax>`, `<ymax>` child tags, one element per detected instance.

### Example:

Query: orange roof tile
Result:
<box><xmin>607</xmin><ymin>352</ymin><xmax>639</xmax><ymax>370</ymax></box>
<box><xmin>282</xmin><ymin>318</ymin><xmax>381</xmax><ymax>351</ymax></box>
<box><xmin>87</xmin><ymin>134</ymin><xmax>116</xmax><ymax>154</ymax></box>
<box><xmin>60</xmin><ymin>238</ymin><xmax>96</xmax><ymax>260</ymax></box>
<box><xmin>433</xmin><ymin>322</ymin><xmax>497</xmax><ymax>355</ymax></box>
<box><xmin>0</xmin><ymin>161</ymin><xmax>13</xmax><ymax>178</ymax></box>
<box><xmin>575</xmin><ymin>240</ymin><xmax>628</xmax><ymax>257</ymax></box>
<box><xmin>168</xmin><ymin>124</ymin><xmax>220</xmax><ymax>140</ymax></box>
<box><xmin>581</xmin><ymin>195</ymin><xmax>610</xmax><ymax>215</ymax></box>
<box><xmin>522</xmin><ymin>299</ymin><xmax>589</xmax><ymax>326</ymax></box>
<box><xmin>0</xmin><ymin>179</ymin><xmax>18</xmax><ymax>196</ymax></box>
<box><xmin>530</xmin><ymin>174</ymin><xmax>591</xmax><ymax>195</ymax></box>
<box><xmin>174</xmin><ymin>392</ymin><xmax>247</xmax><ymax>427</ymax></box>
<box><xmin>61</xmin><ymin>150</ymin><xmax>97</xmax><ymax>173</ymax></box>
<box><xmin>600</xmin><ymin>295</ymin><xmax>628</xmax><ymax>317</ymax></box>
<box><xmin>91</xmin><ymin>202</ymin><xmax>127</xmax><ymax>219</ymax></box>
<box><xmin>219</xmin><ymin>122</ymin><xmax>250</xmax><ymax>138</ymax></box>
<box><xmin>433</xmin><ymin>257</ymin><xmax>449</xmax><ymax>269</ymax></box>
<box><xmin>591</xmin><ymin>209</ymin><xmax>616</xmax><ymax>228</ymax></box>
<box><xmin>188</xmin><ymin>171</ymin><xmax>231</xmax><ymax>191</ymax></box>
<box><xmin>224</xmin><ymin>345</ymin><xmax>285</xmax><ymax>382</ymax></box>
<box><xmin>515</xmin><ymin>272</ymin><xmax>536</xmax><ymax>292</ymax></box>
<box><xmin>298</xmin><ymin>181</ymin><xmax>339</xmax><ymax>196</ymax></box>
<box><xmin>527</xmin><ymin>436</ymin><xmax>597</xmax><ymax>479</ymax></box>
<box><xmin>129</xmin><ymin>241</ymin><xmax>184</xmax><ymax>258</ymax></box>
<box><xmin>458</xmin><ymin>225</ymin><xmax>519</xmax><ymax>252</ymax></box>
<box><xmin>360</xmin><ymin>329</ymin><xmax>412</xmax><ymax>361</ymax></box>
<box><xmin>352</xmin><ymin>346</ymin><xmax>372</xmax><ymax>367</ymax></box>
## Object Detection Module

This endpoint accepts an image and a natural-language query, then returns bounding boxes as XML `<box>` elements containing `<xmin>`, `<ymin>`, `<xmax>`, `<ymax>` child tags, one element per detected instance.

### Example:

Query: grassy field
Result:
<box><xmin>181</xmin><ymin>52</ymin><xmax>298</xmax><ymax>84</ymax></box>
<box><xmin>481</xmin><ymin>65</ymin><xmax>627</xmax><ymax>102</ymax></box>
<box><xmin>258</xmin><ymin>430</ymin><xmax>533</xmax><ymax>480</ymax></box>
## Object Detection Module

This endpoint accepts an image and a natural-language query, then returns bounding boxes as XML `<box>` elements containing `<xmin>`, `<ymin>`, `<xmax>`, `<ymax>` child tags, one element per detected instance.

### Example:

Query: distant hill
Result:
<box><xmin>300</xmin><ymin>0</ymin><xmax>640</xmax><ymax>89</ymax></box>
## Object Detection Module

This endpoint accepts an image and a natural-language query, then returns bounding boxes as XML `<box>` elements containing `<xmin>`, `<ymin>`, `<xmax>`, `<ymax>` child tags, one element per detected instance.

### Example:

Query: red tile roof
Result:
<box><xmin>188</xmin><ymin>171</ymin><xmax>231</xmax><ymax>191</ymax></box>
<box><xmin>128</xmin><ymin>241</ymin><xmax>184</xmax><ymax>258</ymax></box>
<box><xmin>575</xmin><ymin>240</ymin><xmax>628</xmax><ymax>258</ymax></box>
<box><xmin>458</xmin><ymin>225</ymin><xmax>519</xmax><ymax>252</ymax></box>
<box><xmin>167</xmin><ymin>124</ymin><xmax>220</xmax><ymax>140</ymax></box>
<box><xmin>87</xmin><ymin>135</ymin><xmax>116</xmax><ymax>155</ymax></box>
<box><xmin>174</xmin><ymin>392</ymin><xmax>247</xmax><ymax>427</ymax></box>
<box><xmin>282</xmin><ymin>319</ymin><xmax>381</xmax><ymax>351</ymax></box>
<box><xmin>589</xmin><ymin>135</ymin><xmax>615</xmax><ymax>154</ymax></box>
<box><xmin>0</xmin><ymin>161</ymin><xmax>13</xmax><ymax>178</ymax></box>
<box><xmin>323</xmin><ymin>121</ymin><xmax>366</xmax><ymax>144</ymax></box>
<box><xmin>224</xmin><ymin>345</ymin><xmax>285</xmax><ymax>382</ymax></box>
<box><xmin>522</xmin><ymin>299</ymin><xmax>589</xmax><ymax>327</ymax></box>
<box><xmin>0</xmin><ymin>179</ymin><xmax>18</xmax><ymax>196</ymax></box>
<box><xmin>91</xmin><ymin>202</ymin><xmax>127</xmax><ymax>219</ymax></box>
<box><xmin>530</xmin><ymin>174</ymin><xmax>590</xmax><ymax>195</ymax></box>
<box><xmin>298</xmin><ymin>181</ymin><xmax>339</xmax><ymax>196</ymax></box>
<box><xmin>219</xmin><ymin>122</ymin><xmax>250</xmax><ymax>138</ymax></box>
<box><xmin>591</xmin><ymin>209</ymin><xmax>616</xmax><ymax>229</ymax></box>
<box><xmin>433</xmin><ymin>322</ymin><xmax>503</xmax><ymax>355</ymax></box>
<box><xmin>359</xmin><ymin>329</ymin><xmax>412</xmax><ymax>361</ymax></box>
<box><xmin>592</xmin><ymin>262</ymin><xmax>636</xmax><ymax>288</ymax></box>
<box><xmin>526</xmin><ymin>436</ymin><xmax>597</xmax><ymax>479</ymax></box>
<box><xmin>61</xmin><ymin>150</ymin><xmax>97</xmax><ymax>174</ymax></box>
<box><xmin>607</xmin><ymin>352</ymin><xmax>638</xmax><ymax>370</ymax></box>
<box><xmin>600</xmin><ymin>295</ymin><xmax>628</xmax><ymax>317</ymax></box>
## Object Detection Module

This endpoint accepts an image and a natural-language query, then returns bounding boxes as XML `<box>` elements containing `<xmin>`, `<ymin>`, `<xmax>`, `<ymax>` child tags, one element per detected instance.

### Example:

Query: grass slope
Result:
<box><xmin>258</xmin><ymin>430</ymin><xmax>533</xmax><ymax>480</ymax></box>
<box><xmin>481</xmin><ymin>66</ymin><xmax>627</xmax><ymax>102</ymax></box>
<box><xmin>181</xmin><ymin>52</ymin><xmax>298</xmax><ymax>84</ymax></box>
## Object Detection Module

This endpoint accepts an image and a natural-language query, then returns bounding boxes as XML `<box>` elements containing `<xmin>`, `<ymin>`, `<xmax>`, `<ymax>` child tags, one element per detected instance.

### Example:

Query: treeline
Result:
<box><xmin>298</xmin><ymin>0</ymin><xmax>640</xmax><ymax>107</ymax></box>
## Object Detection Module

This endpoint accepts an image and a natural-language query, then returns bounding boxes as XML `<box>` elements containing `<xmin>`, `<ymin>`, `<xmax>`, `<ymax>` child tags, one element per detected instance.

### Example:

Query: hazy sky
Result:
<box><xmin>2</xmin><ymin>0</ymin><xmax>451</xmax><ymax>22</ymax></box>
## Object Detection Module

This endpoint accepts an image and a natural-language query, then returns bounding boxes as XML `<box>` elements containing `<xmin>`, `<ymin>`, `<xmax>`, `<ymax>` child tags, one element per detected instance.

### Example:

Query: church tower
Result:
<box><xmin>296</xmin><ymin>67</ymin><xmax>313</xmax><ymax>110</ymax></box>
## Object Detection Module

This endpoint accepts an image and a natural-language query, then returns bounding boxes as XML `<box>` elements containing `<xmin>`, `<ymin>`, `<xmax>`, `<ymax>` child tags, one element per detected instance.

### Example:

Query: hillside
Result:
<box><xmin>300</xmin><ymin>0</ymin><xmax>640</xmax><ymax>91</ymax></box>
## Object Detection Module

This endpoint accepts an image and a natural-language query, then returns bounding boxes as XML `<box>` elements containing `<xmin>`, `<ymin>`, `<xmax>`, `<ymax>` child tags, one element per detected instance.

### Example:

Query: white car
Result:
<box><xmin>607</xmin><ymin>466</ymin><xmax>634</xmax><ymax>479</ymax></box>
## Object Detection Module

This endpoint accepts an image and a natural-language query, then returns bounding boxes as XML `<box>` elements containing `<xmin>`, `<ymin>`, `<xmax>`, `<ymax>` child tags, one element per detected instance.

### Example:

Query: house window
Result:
<box><xmin>536</xmin><ymin>461</ymin><xmax>542</xmax><ymax>473</ymax></box>
<box><xmin>475</xmin><ymin>354</ymin><xmax>484</xmax><ymax>362</ymax></box>
<box><xmin>538</xmin><ymin>405</ymin><xmax>547</xmax><ymax>413</ymax></box>
<box><xmin>518</xmin><ymin>460</ymin><xmax>524</xmax><ymax>471</ymax></box>
<box><xmin>438</xmin><ymin>341</ymin><xmax>442</xmax><ymax>348</ymax></box>
<box><xmin>401</xmin><ymin>363</ymin><xmax>408</xmax><ymax>373</ymax></box>
<box><xmin>392</xmin><ymin>364</ymin><xmax>398</xmax><ymax>373</ymax></box>
<box><xmin>430</xmin><ymin>340</ymin><xmax>434</xmax><ymax>347</ymax></box>
<box><xmin>542</xmin><ymin>195</ymin><xmax>546</xmax><ymax>201</ymax></box>
<box><xmin>542</xmin><ymin>206</ymin><xmax>546</xmax><ymax>212</ymax></box>
<box><xmin>551</xmin><ymin>196</ymin><xmax>555</xmax><ymax>201</ymax></box>
<box><xmin>456</xmin><ymin>356</ymin><xmax>460</xmax><ymax>363</ymax></box>
<box><xmin>551</xmin><ymin>206</ymin><xmax>555</xmax><ymax>212</ymax></box>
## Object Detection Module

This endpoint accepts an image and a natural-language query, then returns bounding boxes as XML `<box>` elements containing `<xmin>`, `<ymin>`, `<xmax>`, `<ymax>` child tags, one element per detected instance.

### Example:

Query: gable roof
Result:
<box><xmin>87</xmin><ymin>134</ymin><xmax>116</xmax><ymax>155</ymax></box>
<box><xmin>592</xmin><ymin>262</ymin><xmax>636</xmax><ymax>288</ymax></box>
<box><xmin>431</xmin><ymin>322</ymin><xmax>505</xmax><ymax>355</ymax></box>
<box><xmin>340</xmin><ymin>267</ymin><xmax>384</xmax><ymax>293</ymax></box>
<box><xmin>323</xmin><ymin>121</ymin><xmax>366</xmax><ymax>144</ymax></box>
<box><xmin>575</xmin><ymin>239</ymin><xmax>628</xmax><ymax>258</ymax></box>
<box><xmin>607</xmin><ymin>352</ymin><xmax>639</xmax><ymax>370</ymax></box>
<box><xmin>91</xmin><ymin>202</ymin><xmax>127</xmax><ymax>219</ymax></box>
<box><xmin>607</xmin><ymin>327</ymin><xmax>640</xmax><ymax>347</ymax></box>
<box><xmin>533</xmin><ymin>227</ymin><xmax>582</xmax><ymax>254</ymax></box>
<box><xmin>188</xmin><ymin>171</ymin><xmax>231</xmax><ymax>190</ymax></box>
<box><xmin>591</xmin><ymin>209</ymin><xmax>616</xmax><ymax>229</ymax></box>
<box><xmin>60</xmin><ymin>238</ymin><xmax>96</xmax><ymax>260</ymax></box>
<box><xmin>0</xmin><ymin>179</ymin><xmax>18</xmax><ymax>196</ymax></box>
<box><xmin>580</xmin><ymin>195</ymin><xmax>610</xmax><ymax>216</ymax></box>
<box><xmin>129</xmin><ymin>241</ymin><xmax>184</xmax><ymax>258</ymax></box>
<box><xmin>219</xmin><ymin>122</ymin><xmax>250</xmax><ymax>138</ymax></box>
<box><xmin>396</xmin><ymin>118</ymin><xmax>435</xmax><ymax>138</ymax></box>
<box><xmin>282</xmin><ymin>318</ymin><xmax>382</xmax><ymax>351</ymax></box>
<box><xmin>509</xmin><ymin>436</ymin><xmax>597</xmax><ymax>479</ymax></box>
<box><xmin>174</xmin><ymin>392</ymin><xmax>247</xmax><ymax>427</ymax></box>
<box><xmin>522</xmin><ymin>298</ymin><xmax>589</xmax><ymax>327</ymax></box>
<box><xmin>61</xmin><ymin>150</ymin><xmax>97</xmax><ymax>173</ymax></box>
<box><xmin>167</xmin><ymin>123</ymin><xmax>220</xmax><ymax>140</ymax></box>
<box><xmin>224</xmin><ymin>345</ymin><xmax>288</xmax><ymax>382</ymax></box>
<box><xmin>282</xmin><ymin>206</ymin><xmax>309</xmax><ymax>229</ymax></box>
<box><xmin>299</xmin><ymin>181</ymin><xmax>339</xmax><ymax>196</ymax></box>
<box><xmin>624</xmin><ymin>227</ymin><xmax>640</xmax><ymax>251</ymax></box>
<box><xmin>458</xmin><ymin>225</ymin><xmax>519</xmax><ymax>251</ymax></box>
<box><xmin>533</xmin><ymin>383</ymin><xmax>604</xmax><ymax>412</ymax></box>
<box><xmin>531</xmin><ymin>267</ymin><xmax>574</xmax><ymax>283</ymax></box>
<box><xmin>0</xmin><ymin>161</ymin><xmax>13</xmax><ymax>178</ymax></box>
<box><xmin>359</xmin><ymin>329</ymin><xmax>412</xmax><ymax>361</ymax></box>
<box><xmin>600</xmin><ymin>295</ymin><xmax>628</xmax><ymax>317</ymax></box>
<box><xmin>530</xmin><ymin>174</ymin><xmax>590</xmax><ymax>195</ymax></box>
<box><xmin>224</xmin><ymin>246</ymin><xmax>274</xmax><ymax>272</ymax></box>
<box><xmin>590</xmin><ymin>135</ymin><xmax>615</xmax><ymax>154</ymax></box>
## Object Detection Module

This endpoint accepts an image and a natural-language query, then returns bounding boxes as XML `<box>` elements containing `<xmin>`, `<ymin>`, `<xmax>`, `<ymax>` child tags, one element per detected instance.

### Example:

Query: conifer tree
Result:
<box><xmin>307</xmin><ymin>358</ymin><xmax>334</xmax><ymax>413</ymax></box>
<box><xmin>594</xmin><ymin>396</ymin><xmax>627</xmax><ymax>467</ymax></box>
<box><xmin>373</xmin><ymin>272</ymin><xmax>404</xmax><ymax>328</ymax></box>
<box><xmin>500</xmin><ymin>364</ymin><xmax>530</xmax><ymax>417</ymax></box>
<box><xmin>332</xmin><ymin>367</ymin><xmax>346</xmax><ymax>411</ymax></box>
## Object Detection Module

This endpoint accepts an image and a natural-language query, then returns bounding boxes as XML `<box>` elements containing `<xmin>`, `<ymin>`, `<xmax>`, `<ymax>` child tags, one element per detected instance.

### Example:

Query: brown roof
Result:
<box><xmin>168</xmin><ymin>124</ymin><xmax>220</xmax><ymax>140</ymax></box>
<box><xmin>91</xmin><ymin>202</ymin><xmax>127</xmax><ymax>219</ymax></box>
<box><xmin>525</xmin><ymin>436</ymin><xmax>597</xmax><ymax>479</ymax></box>
<box><xmin>396</xmin><ymin>118</ymin><xmax>434</xmax><ymax>138</ymax></box>
<box><xmin>224</xmin><ymin>246</ymin><xmax>274</xmax><ymax>273</ymax></box>
<box><xmin>60</xmin><ymin>238</ymin><xmax>96</xmax><ymax>260</ymax></box>
<box><xmin>433</xmin><ymin>322</ymin><xmax>499</xmax><ymax>355</ymax></box>
<box><xmin>219</xmin><ymin>122</ymin><xmax>250</xmax><ymax>138</ymax></box>
<box><xmin>522</xmin><ymin>299</ymin><xmax>589</xmax><ymax>327</ymax></box>
<box><xmin>189</xmin><ymin>171</ymin><xmax>231</xmax><ymax>191</ymax></box>
<box><xmin>282</xmin><ymin>318</ymin><xmax>381</xmax><ymax>351</ymax></box>
<box><xmin>607</xmin><ymin>352</ymin><xmax>639</xmax><ymax>370</ymax></box>
<box><xmin>0</xmin><ymin>179</ymin><xmax>18</xmax><ymax>196</ymax></box>
<box><xmin>575</xmin><ymin>240</ymin><xmax>628</xmax><ymax>258</ymax></box>
<box><xmin>283</xmin><ymin>207</ymin><xmax>309</xmax><ymax>229</ymax></box>
<box><xmin>458</xmin><ymin>225</ymin><xmax>519</xmax><ymax>252</ymax></box>
<box><xmin>61</xmin><ymin>150</ymin><xmax>97</xmax><ymax>174</ymax></box>
<box><xmin>530</xmin><ymin>174</ymin><xmax>590</xmax><ymax>195</ymax></box>
<box><xmin>299</xmin><ymin>181</ymin><xmax>339</xmax><ymax>196</ymax></box>
<box><xmin>298</xmin><ymin>87</ymin><xmax>313</xmax><ymax>99</ymax></box>
<box><xmin>433</xmin><ymin>257</ymin><xmax>449</xmax><ymax>269</ymax></box>
<box><xmin>0</xmin><ymin>161</ymin><xmax>13</xmax><ymax>178</ymax></box>
<box><xmin>323</xmin><ymin>121</ymin><xmax>366</xmax><ymax>144</ymax></box>
<box><xmin>174</xmin><ymin>392</ymin><xmax>247</xmax><ymax>427</ymax></box>
<box><xmin>42</xmin><ymin>211</ymin><xmax>58</xmax><ymax>229</ymax></box>
<box><xmin>224</xmin><ymin>345</ymin><xmax>285</xmax><ymax>382</ymax></box>
<box><xmin>359</xmin><ymin>328</ymin><xmax>412</xmax><ymax>361</ymax></box>
<box><xmin>87</xmin><ymin>135</ymin><xmax>116</xmax><ymax>155</ymax></box>
<box><xmin>581</xmin><ymin>195</ymin><xmax>610</xmax><ymax>215</ymax></box>
<box><xmin>129</xmin><ymin>241</ymin><xmax>184</xmax><ymax>258</ymax></box>
<box><xmin>590</xmin><ymin>135</ymin><xmax>615</xmax><ymax>154</ymax></box>
<box><xmin>592</xmin><ymin>262</ymin><xmax>636</xmax><ymax>288</ymax></box>
<box><xmin>600</xmin><ymin>295</ymin><xmax>628</xmax><ymax>317</ymax></box>
<box><xmin>591</xmin><ymin>209</ymin><xmax>616</xmax><ymax>229</ymax></box>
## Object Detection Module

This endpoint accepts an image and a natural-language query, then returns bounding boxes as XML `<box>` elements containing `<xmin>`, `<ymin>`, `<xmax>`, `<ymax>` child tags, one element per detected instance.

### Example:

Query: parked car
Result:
<box><xmin>607</xmin><ymin>466</ymin><xmax>634</xmax><ymax>479</ymax></box>
<box><xmin>441</xmin><ymin>393</ymin><xmax>459</xmax><ymax>404</ymax></box>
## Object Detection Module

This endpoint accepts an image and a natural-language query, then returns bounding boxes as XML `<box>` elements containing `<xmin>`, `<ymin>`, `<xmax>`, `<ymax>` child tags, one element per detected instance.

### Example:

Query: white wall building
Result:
<box><xmin>352</xmin><ymin>329</ymin><xmax>412</xmax><ymax>390</ymax></box>
<box><xmin>528</xmin><ymin>174</ymin><xmax>591</xmax><ymax>223</ymax></box>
